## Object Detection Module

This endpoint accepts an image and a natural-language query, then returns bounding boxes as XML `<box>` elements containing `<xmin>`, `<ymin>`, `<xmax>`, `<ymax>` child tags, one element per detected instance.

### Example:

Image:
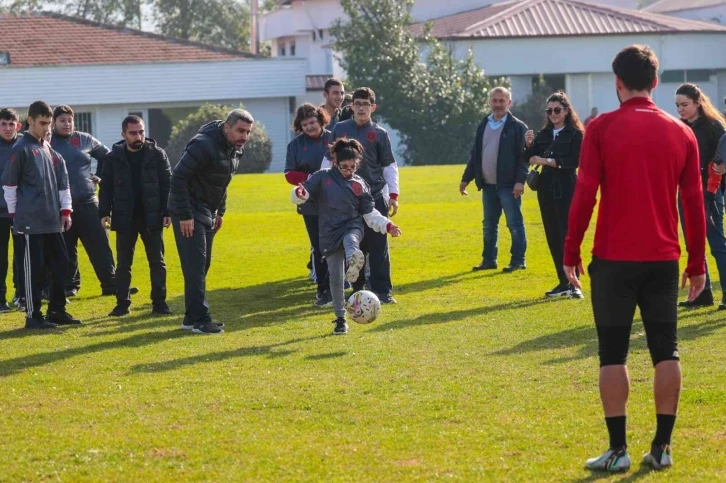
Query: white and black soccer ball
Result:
<box><xmin>345</xmin><ymin>290</ymin><xmax>381</xmax><ymax>324</ymax></box>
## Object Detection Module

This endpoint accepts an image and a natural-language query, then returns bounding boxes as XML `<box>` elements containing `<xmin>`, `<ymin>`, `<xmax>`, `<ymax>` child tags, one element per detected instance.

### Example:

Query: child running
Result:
<box><xmin>291</xmin><ymin>138</ymin><xmax>401</xmax><ymax>335</ymax></box>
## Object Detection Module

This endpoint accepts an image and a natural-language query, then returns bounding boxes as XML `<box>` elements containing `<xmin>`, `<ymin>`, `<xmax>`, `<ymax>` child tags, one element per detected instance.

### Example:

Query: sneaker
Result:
<box><xmin>332</xmin><ymin>317</ymin><xmax>348</xmax><ymax>335</ymax></box>
<box><xmin>180</xmin><ymin>318</ymin><xmax>224</xmax><ymax>330</ymax></box>
<box><xmin>25</xmin><ymin>317</ymin><xmax>57</xmax><ymax>329</ymax></box>
<box><xmin>642</xmin><ymin>444</ymin><xmax>673</xmax><ymax>470</ymax></box>
<box><xmin>15</xmin><ymin>297</ymin><xmax>26</xmax><ymax>312</ymax></box>
<box><xmin>379</xmin><ymin>294</ymin><xmax>398</xmax><ymax>304</ymax></box>
<box><xmin>678</xmin><ymin>288</ymin><xmax>714</xmax><ymax>307</ymax></box>
<box><xmin>65</xmin><ymin>289</ymin><xmax>78</xmax><ymax>298</ymax></box>
<box><xmin>345</xmin><ymin>249</ymin><xmax>366</xmax><ymax>284</ymax></box>
<box><xmin>585</xmin><ymin>447</ymin><xmax>631</xmax><ymax>472</ymax></box>
<box><xmin>313</xmin><ymin>290</ymin><xmax>333</xmax><ymax>307</ymax></box>
<box><xmin>472</xmin><ymin>261</ymin><xmax>497</xmax><ymax>271</ymax></box>
<box><xmin>546</xmin><ymin>283</ymin><xmax>572</xmax><ymax>298</ymax></box>
<box><xmin>46</xmin><ymin>311</ymin><xmax>82</xmax><ymax>325</ymax></box>
<box><xmin>108</xmin><ymin>305</ymin><xmax>130</xmax><ymax>317</ymax></box>
<box><xmin>151</xmin><ymin>303</ymin><xmax>173</xmax><ymax>316</ymax></box>
<box><xmin>0</xmin><ymin>302</ymin><xmax>11</xmax><ymax>313</ymax></box>
<box><xmin>192</xmin><ymin>321</ymin><xmax>224</xmax><ymax>334</ymax></box>
<box><xmin>502</xmin><ymin>264</ymin><xmax>527</xmax><ymax>273</ymax></box>
<box><xmin>570</xmin><ymin>286</ymin><xmax>584</xmax><ymax>299</ymax></box>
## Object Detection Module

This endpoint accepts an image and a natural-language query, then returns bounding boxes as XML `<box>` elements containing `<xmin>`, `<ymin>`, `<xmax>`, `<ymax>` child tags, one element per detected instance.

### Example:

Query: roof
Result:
<box><xmin>0</xmin><ymin>11</ymin><xmax>254</xmax><ymax>67</ymax></box>
<box><xmin>306</xmin><ymin>74</ymin><xmax>333</xmax><ymax>91</ymax></box>
<box><xmin>410</xmin><ymin>0</ymin><xmax>726</xmax><ymax>39</ymax></box>
<box><xmin>643</xmin><ymin>0</ymin><xmax>726</xmax><ymax>13</ymax></box>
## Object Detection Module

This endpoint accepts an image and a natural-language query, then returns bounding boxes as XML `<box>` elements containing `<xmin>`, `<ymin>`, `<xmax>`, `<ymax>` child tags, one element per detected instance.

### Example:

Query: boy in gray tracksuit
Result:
<box><xmin>1</xmin><ymin>101</ymin><xmax>80</xmax><ymax>329</ymax></box>
<box><xmin>292</xmin><ymin>138</ymin><xmax>401</xmax><ymax>335</ymax></box>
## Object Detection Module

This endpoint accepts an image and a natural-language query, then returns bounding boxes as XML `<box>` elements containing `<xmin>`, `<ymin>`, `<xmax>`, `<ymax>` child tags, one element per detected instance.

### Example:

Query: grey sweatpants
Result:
<box><xmin>326</xmin><ymin>232</ymin><xmax>362</xmax><ymax>318</ymax></box>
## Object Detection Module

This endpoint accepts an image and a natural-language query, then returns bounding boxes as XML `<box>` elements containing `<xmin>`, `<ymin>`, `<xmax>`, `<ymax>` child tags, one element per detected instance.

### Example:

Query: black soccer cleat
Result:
<box><xmin>46</xmin><ymin>311</ymin><xmax>82</xmax><ymax>325</ymax></box>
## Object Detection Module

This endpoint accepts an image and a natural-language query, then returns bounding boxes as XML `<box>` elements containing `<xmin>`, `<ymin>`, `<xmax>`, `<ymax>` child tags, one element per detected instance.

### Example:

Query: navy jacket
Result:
<box><xmin>285</xmin><ymin>130</ymin><xmax>333</xmax><ymax>216</ymax></box>
<box><xmin>1</xmin><ymin>133</ymin><xmax>70</xmax><ymax>235</ymax></box>
<box><xmin>462</xmin><ymin>113</ymin><xmax>528</xmax><ymax>189</ymax></box>
<box><xmin>51</xmin><ymin>131</ymin><xmax>110</xmax><ymax>205</ymax></box>
<box><xmin>0</xmin><ymin>135</ymin><xmax>18</xmax><ymax>217</ymax></box>
<box><xmin>331</xmin><ymin>119</ymin><xmax>395</xmax><ymax>198</ymax></box>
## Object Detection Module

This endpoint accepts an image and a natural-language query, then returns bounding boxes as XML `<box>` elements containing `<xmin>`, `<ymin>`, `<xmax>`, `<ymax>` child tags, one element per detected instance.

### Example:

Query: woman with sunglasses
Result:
<box><xmin>675</xmin><ymin>83</ymin><xmax>726</xmax><ymax>309</ymax></box>
<box><xmin>525</xmin><ymin>91</ymin><xmax>585</xmax><ymax>298</ymax></box>
<box><xmin>291</xmin><ymin>138</ymin><xmax>402</xmax><ymax>335</ymax></box>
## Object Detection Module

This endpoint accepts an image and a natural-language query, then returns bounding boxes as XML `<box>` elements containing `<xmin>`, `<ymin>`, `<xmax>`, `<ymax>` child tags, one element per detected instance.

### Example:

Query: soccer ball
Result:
<box><xmin>346</xmin><ymin>290</ymin><xmax>381</xmax><ymax>324</ymax></box>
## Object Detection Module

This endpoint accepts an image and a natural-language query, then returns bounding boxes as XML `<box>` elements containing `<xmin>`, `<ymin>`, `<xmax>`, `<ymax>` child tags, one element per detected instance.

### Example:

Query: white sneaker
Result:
<box><xmin>345</xmin><ymin>250</ymin><xmax>365</xmax><ymax>284</ymax></box>
<box><xmin>642</xmin><ymin>445</ymin><xmax>673</xmax><ymax>469</ymax></box>
<box><xmin>585</xmin><ymin>447</ymin><xmax>631</xmax><ymax>472</ymax></box>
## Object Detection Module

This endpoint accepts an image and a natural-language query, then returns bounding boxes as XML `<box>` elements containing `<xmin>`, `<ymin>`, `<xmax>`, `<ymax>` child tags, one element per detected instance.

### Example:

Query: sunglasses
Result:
<box><xmin>338</xmin><ymin>163</ymin><xmax>357</xmax><ymax>172</ymax></box>
<box><xmin>545</xmin><ymin>107</ymin><xmax>565</xmax><ymax>115</ymax></box>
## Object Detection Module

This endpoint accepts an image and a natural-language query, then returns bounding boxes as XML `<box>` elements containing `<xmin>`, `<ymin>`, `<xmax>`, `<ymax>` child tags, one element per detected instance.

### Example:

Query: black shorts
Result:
<box><xmin>589</xmin><ymin>257</ymin><xmax>680</xmax><ymax>366</ymax></box>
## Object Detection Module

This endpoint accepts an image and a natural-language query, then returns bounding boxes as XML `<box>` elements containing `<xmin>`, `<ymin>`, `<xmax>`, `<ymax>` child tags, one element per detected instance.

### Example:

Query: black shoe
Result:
<box><xmin>546</xmin><ymin>283</ymin><xmax>572</xmax><ymax>298</ymax></box>
<box><xmin>351</xmin><ymin>283</ymin><xmax>366</xmax><ymax>292</ymax></box>
<box><xmin>502</xmin><ymin>264</ymin><xmax>527</xmax><ymax>273</ymax></box>
<box><xmin>473</xmin><ymin>261</ymin><xmax>497</xmax><ymax>271</ymax></box>
<box><xmin>46</xmin><ymin>311</ymin><xmax>82</xmax><ymax>325</ymax></box>
<box><xmin>313</xmin><ymin>290</ymin><xmax>333</xmax><ymax>307</ymax></box>
<box><xmin>0</xmin><ymin>302</ymin><xmax>11</xmax><ymax>313</ymax></box>
<box><xmin>181</xmin><ymin>318</ymin><xmax>224</xmax><ymax>330</ymax></box>
<box><xmin>379</xmin><ymin>294</ymin><xmax>397</xmax><ymax>304</ymax></box>
<box><xmin>152</xmin><ymin>303</ymin><xmax>173</xmax><ymax>316</ymax></box>
<box><xmin>192</xmin><ymin>321</ymin><xmax>224</xmax><ymax>334</ymax></box>
<box><xmin>65</xmin><ymin>289</ymin><xmax>78</xmax><ymax>298</ymax></box>
<box><xmin>130</xmin><ymin>287</ymin><xmax>139</xmax><ymax>295</ymax></box>
<box><xmin>41</xmin><ymin>289</ymin><xmax>49</xmax><ymax>301</ymax></box>
<box><xmin>108</xmin><ymin>305</ymin><xmax>130</xmax><ymax>317</ymax></box>
<box><xmin>332</xmin><ymin>317</ymin><xmax>348</xmax><ymax>335</ymax></box>
<box><xmin>718</xmin><ymin>303</ymin><xmax>726</xmax><ymax>311</ymax></box>
<box><xmin>15</xmin><ymin>297</ymin><xmax>26</xmax><ymax>312</ymax></box>
<box><xmin>25</xmin><ymin>317</ymin><xmax>57</xmax><ymax>329</ymax></box>
<box><xmin>678</xmin><ymin>288</ymin><xmax>714</xmax><ymax>308</ymax></box>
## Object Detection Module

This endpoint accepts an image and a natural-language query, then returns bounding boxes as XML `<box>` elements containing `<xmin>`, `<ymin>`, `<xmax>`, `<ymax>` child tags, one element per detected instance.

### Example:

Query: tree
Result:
<box><xmin>166</xmin><ymin>104</ymin><xmax>272</xmax><ymax>174</ymax></box>
<box><xmin>154</xmin><ymin>0</ymin><xmax>250</xmax><ymax>50</ymax></box>
<box><xmin>330</xmin><ymin>0</ymin><xmax>508</xmax><ymax>165</ymax></box>
<box><xmin>512</xmin><ymin>76</ymin><xmax>555</xmax><ymax>135</ymax></box>
<box><xmin>5</xmin><ymin>0</ymin><xmax>143</xmax><ymax>28</ymax></box>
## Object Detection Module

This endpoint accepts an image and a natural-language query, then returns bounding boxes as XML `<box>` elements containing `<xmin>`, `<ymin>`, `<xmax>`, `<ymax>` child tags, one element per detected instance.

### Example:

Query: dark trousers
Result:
<box><xmin>0</xmin><ymin>218</ymin><xmax>11</xmax><ymax>303</ymax></box>
<box><xmin>302</xmin><ymin>214</ymin><xmax>329</xmax><ymax>292</ymax></box>
<box><xmin>22</xmin><ymin>232</ymin><xmax>68</xmax><ymax>318</ymax></box>
<box><xmin>482</xmin><ymin>184</ymin><xmax>527</xmax><ymax>266</ymax></box>
<box><xmin>537</xmin><ymin>173</ymin><xmax>576</xmax><ymax>284</ymax></box>
<box><xmin>172</xmin><ymin>217</ymin><xmax>214</xmax><ymax>326</ymax></box>
<box><xmin>115</xmin><ymin>218</ymin><xmax>166</xmax><ymax>307</ymax></box>
<box><xmin>64</xmin><ymin>202</ymin><xmax>116</xmax><ymax>293</ymax></box>
<box><xmin>13</xmin><ymin>233</ymin><xmax>25</xmax><ymax>300</ymax></box>
<box><xmin>357</xmin><ymin>196</ymin><xmax>393</xmax><ymax>296</ymax></box>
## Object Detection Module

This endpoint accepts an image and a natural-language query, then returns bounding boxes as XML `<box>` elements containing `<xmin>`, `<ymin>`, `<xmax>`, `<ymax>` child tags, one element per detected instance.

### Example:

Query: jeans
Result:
<box><xmin>482</xmin><ymin>184</ymin><xmax>527</xmax><ymax>266</ymax></box>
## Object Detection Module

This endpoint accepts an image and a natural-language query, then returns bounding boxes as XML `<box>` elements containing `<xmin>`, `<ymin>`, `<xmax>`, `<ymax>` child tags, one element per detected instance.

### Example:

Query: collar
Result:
<box><xmin>620</xmin><ymin>96</ymin><xmax>656</xmax><ymax>109</ymax></box>
<box><xmin>0</xmin><ymin>136</ymin><xmax>16</xmax><ymax>146</ymax></box>
<box><xmin>355</xmin><ymin>119</ymin><xmax>373</xmax><ymax>129</ymax></box>
<box><xmin>487</xmin><ymin>113</ymin><xmax>508</xmax><ymax>126</ymax></box>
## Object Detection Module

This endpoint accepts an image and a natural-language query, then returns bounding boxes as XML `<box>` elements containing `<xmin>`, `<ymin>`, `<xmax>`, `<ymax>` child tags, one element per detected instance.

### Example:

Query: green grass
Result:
<box><xmin>1</xmin><ymin>165</ymin><xmax>725</xmax><ymax>482</ymax></box>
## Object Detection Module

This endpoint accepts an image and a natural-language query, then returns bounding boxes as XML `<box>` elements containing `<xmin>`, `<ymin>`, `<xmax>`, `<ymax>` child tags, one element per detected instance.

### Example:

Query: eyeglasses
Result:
<box><xmin>338</xmin><ymin>164</ymin><xmax>357</xmax><ymax>172</ymax></box>
<box><xmin>545</xmin><ymin>107</ymin><xmax>565</xmax><ymax>115</ymax></box>
<box><xmin>353</xmin><ymin>102</ymin><xmax>372</xmax><ymax>109</ymax></box>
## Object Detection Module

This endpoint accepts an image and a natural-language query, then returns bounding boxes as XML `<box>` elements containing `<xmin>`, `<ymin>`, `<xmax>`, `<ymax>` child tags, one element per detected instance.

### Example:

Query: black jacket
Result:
<box><xmin>525</xmin><ymin>125</ymin><xmax>582</xmax><ymax>199</ymax></box>
<box><xmin>684</xmin><ymin>117</ymin><xmax>726</xmax><ymax>186</ymax></box>
<box><xmin>168</xmin><ymin>121</ymin><xmax>241</xmax><ymax>228</ymax></box>
<box><xmin>99</xmin><ymin>139</ymin><xmax>171</xmax><ymax>232</ymax></box>
<box><xmin>462</xmin><ymin>113</ymin><xmax>528</xmax><ymax>189</ymax></box>
<box><xmin>0</xmin><ymin>135</ymin><xmax>18</xmax><ymax>217</ymax></box>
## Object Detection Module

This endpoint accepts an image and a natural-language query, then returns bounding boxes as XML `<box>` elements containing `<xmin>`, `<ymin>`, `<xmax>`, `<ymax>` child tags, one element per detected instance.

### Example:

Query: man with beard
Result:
<box><xmin>169</xmin><ymin>109</ymin><xmax>253</xmax><ymax>334</ymax></box>
<box><xmin>51</xmin><ymin>105</ymin><xmax>117</xmax><ymax>297</ymax></box>
<box><xmin>99</xmin><ymin>115</ymin><xmax>172</xmax><ymax>317</ymax></box>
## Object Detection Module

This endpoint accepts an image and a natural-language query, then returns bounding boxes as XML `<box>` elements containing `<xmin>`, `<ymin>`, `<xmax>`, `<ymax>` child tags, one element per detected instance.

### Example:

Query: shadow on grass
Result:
<box><xmin>394</xmin><ymin>270</ymin><xmax>506</xmax><ymax>295</ymax></box>
<box><xmin>571</xmin><ymin>463</ymin><xmax>655</xmax><ymax>482</ymax></box>
<box><xmin>305</xmin><ymin>351</ymin><xmax>347</xmax><ymax>361</ymax></box>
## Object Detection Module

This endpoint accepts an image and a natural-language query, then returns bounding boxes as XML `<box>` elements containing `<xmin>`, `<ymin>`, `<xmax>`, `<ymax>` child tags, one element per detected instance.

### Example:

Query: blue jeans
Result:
<box><xmin>679</xmin><ymin>189</ymin><xmax>726</xmax><ymax>296</ymax></box>
<box><xmin>482</xmin><ymin>184</ymin><xmax>527</xmax><ymax>266</ymax></box>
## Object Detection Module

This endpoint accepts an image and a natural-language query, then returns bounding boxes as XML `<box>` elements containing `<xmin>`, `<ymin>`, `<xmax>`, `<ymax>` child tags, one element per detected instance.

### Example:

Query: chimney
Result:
<box><xmin>250</xmin><ymin>0</ymin><xmax>259</xmax><ymax>55</ymax></box>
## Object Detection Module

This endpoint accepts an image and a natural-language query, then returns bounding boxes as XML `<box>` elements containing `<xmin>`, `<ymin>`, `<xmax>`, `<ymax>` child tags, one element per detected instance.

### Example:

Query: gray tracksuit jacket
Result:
<box><xmin>0</xmin><ymin>135</ymin><xmax>18</xmax><ymax>217</ymax></box>
<box><xmin>51</xmin><ymin>131</ymin><xmax>110</xmax><ymax>205</ymax></box>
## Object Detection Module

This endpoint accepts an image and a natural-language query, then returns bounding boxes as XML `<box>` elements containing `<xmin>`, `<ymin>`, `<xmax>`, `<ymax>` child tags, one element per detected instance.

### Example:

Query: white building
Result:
<box><xmin>263</xmin><ymin>0</ymin><xmax>726</xmax><ymax>159</ymax></box>
<box><xmin>643</xmin><ymin>0</ymin><xmax>726</xmax><ymax>25</ymax></box>
<box><xmin>0</xmin><ymin>12</ymin><xmax>307</xmax><ymax>172</ymax></box>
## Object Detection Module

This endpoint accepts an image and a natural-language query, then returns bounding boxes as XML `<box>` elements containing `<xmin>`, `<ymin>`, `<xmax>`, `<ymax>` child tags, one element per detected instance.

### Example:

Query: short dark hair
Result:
<box><xmin>225</xmin><ymin>109</ymin><xmax>254</xmax><ymax>126</ymax></box>
<box><xmin>53</xmin><ymin>105</ymin><xmax>74</xmax><ymax>120</ymax></box>
<box><xmin>292</xmin><ymin>103</ymin><xmax>330</xmax><ymax>133</ymax></box>
<box><xmin>122</xmin><ymin>115</ymin><xmax>144</xmax><ymax>132</ymax></box>
<box><xmin>28</xmin><ymin>101</ymin><xmax>53</xmax><ymax>119</ymax></box>
<box><xmin>329</xmin><ymin>138</ymin><xmax>364</xmax><ymax>166</ymax></box>
<box><xmin>324</xmin><ymin>78</ymin><xmax>344</xmax><ymax>93</ymax></box>
<box><xmin>612</xmin><ymin>45</ymin><xmax>659</xmax><ymax>92</ymax></box>
<box><xmin>351</xmin><ymin>87</ymin><xmax>376</xmax><ymax>105</ymax></box>
<box><xmin>0</xmin><ymin>108</ymin><xmax>19</xmax><ymax>122</ymax></box>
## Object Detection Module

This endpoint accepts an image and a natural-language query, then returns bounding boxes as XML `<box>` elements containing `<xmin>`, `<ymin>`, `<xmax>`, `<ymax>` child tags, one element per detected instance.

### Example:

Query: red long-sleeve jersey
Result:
<box><xmin>564</xmin><ymin>97</ymin><xmax>706</xmax><ymax>276</ymax></box>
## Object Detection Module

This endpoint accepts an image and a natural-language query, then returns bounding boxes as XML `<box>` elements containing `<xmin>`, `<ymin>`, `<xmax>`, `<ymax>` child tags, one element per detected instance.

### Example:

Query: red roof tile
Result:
<box><xmin>411</xmin><ymin>0</ymin><xmax>726</xmax><ymax>39</ymax></box>
<box><xmin>0</xmin><ymin>11</ymin><xmax>253</xmax><ymax>67</ymax></box>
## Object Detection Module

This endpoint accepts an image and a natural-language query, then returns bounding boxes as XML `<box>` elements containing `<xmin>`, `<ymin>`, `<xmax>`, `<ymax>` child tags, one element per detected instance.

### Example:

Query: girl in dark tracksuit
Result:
<box><xmin>291</xmin><ymin>139</ymin><xmax>401</xmax><ymax>335</ymax></box>
<box><xmin>284</xmin><ymin>103</ymin><xmax>333</xmax><ymax>306</ymax></box>
<box><xmin>675</xmin><ymin>83</ymin><xmax>726</xmax><ymax>309</ymax></box>
<box><xmin>525</xmin><ymin>91</ymin><xmax>585</xmax><ymax>298</ymax></box>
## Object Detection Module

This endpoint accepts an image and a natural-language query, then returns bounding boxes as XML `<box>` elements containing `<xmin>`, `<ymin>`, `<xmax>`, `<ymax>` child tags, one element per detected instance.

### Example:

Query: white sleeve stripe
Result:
<box><xmin>383</xmin><ymin>162</ymin><xmax>399</xmax><ymax>195</ymax></box>
<box><xmin>3</xmin><ymin>186</ymin><xmax>17</xmax><ymax>214</ymax></box>
<box><xmin>59</xmin><ymin>189</ymin><xmax>73</xmax><ymax>211</ymax></box>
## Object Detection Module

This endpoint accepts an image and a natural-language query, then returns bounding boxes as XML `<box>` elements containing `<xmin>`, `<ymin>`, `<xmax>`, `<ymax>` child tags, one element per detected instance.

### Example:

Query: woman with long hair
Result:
<box><xmin>524</xmin><ymin>91</ymin><xmax>585</xmax><ymax>298</ymax></box>
<box><xmin>291</xmin><ymin>138</ymin><xmax>401</xmax><ymax>335</ymax></box>
<box><xmin>284</xmin><ymin>103</ymin><xmax>332</xmax><ymax>307</ymax></box>
<box><xmin>675</xmin><ymin>83</ymin><xmax>726</xmax><ymax>309</ymax></box>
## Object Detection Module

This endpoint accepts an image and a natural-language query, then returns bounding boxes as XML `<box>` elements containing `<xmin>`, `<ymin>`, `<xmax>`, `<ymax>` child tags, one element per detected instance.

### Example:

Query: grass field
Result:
<box><xmin>1</xmin><ymin>165</ymin><xmax>725</xmax><ymax>482</ymax></box>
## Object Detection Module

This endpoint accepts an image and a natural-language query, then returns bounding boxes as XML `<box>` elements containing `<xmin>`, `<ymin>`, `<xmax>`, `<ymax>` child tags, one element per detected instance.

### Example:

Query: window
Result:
<box><xmin>290</xmin><ymin>41</ymin><xmax>296</xmax><ymax>56</ymax></box>
<box><xmin>661</xmin><ymin>70</ymin><xmax>685</xmax><ymax>83</ymax></box>
<box><xmin>75</xmin><ymin>112</ymin><xmax>93</xmax><ymax>134</ymax></box>
<box><xmin>661</xmin><ymin>69</ymin><xmax>713</xmax><ymax>83</ymax></box>
<box><xmin>319</xmin><ymin>29</ymin><xmax>324</xmax><ymax>40</ymax></box>
<box><xmin>278</xmin><ymin>42</ymin><xmax>286</xmax><ymax>56</ymax></box>
<box><xmin>685</xmin><ymin>69</ymin><xmax>712</xmax><ymax>82</ymax></box>
<box><xmin>312</xmin><ymin>31</ymin><xmax>316</xmax><ymax>41</ymax></box>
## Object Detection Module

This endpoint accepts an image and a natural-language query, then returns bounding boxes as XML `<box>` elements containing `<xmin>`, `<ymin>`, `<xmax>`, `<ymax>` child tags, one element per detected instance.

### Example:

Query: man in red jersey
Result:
<box><xmin>563</xmin><ymin>45</ymin><xmax>706</xmax><ymax>473</ymax></box>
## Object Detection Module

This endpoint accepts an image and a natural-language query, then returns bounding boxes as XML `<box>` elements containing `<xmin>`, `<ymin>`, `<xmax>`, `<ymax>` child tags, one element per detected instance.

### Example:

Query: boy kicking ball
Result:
<box><xmin>292</xmin><ymin>138</ymin><xmax>401</xmax><ymax>334</ymax></box>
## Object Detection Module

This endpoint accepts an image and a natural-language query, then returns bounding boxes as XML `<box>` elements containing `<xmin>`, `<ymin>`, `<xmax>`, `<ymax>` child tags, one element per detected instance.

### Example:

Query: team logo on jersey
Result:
<box><xmin>367</xmin><ymin>131</ymin><xmax>376</xmax><ymax>143</ymax></box>
<box><xmin>52</xmin><ymin>154</ymin><xmax>60</xmax><ymax>167</ymax></box>
<box><xmin>302</xmin><ymin>145</ymin><xmax>307</xmax><ymax>151</ymax></box>
<box><xmin>8</xmin><ymin>154</ymin><xmax>15</xmax><ymax>164</ymax></box>
<box><xmin>326</xmin><ymin>178</ymin><xmax>332</xmax><ymax>187</ymax></box>
<box><xmin>350</xmin><ymin>180</ymin><xmax>363</xmax><ymax>196</ymax></box>
<box><xmin>70</xmin><ymin>136</ymin><xmax>80</xmax><ymax>148</ymax></box>
<box><xmin>32</xmin><ymin>149</ymin><xmax>39</xmax><ymax>156</ymax></box>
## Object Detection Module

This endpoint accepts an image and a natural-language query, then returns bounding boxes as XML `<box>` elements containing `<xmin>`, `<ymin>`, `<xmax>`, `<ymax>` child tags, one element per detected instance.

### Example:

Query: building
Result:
<box><xmin>0</xmin><ymin>12</ymin><xmax>307</xmax><ymax>171</ymax></box>
<box><xmin>643</xmin><ymin>0</ymin><xmax>726</xmax><ymax>25</ymax></box>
